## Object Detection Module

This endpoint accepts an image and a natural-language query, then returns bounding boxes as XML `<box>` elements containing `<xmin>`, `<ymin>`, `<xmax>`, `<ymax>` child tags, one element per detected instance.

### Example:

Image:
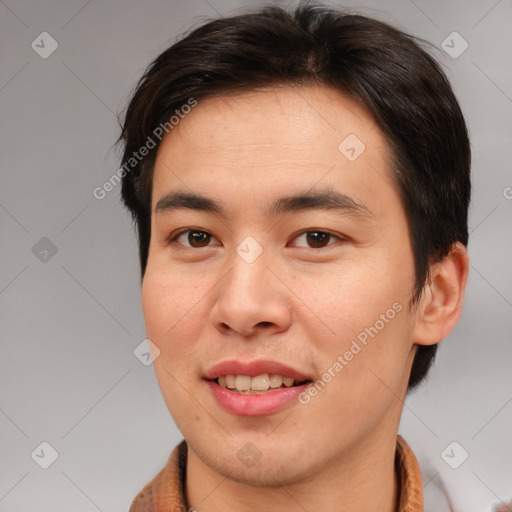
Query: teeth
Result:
<box><xmin>235</xmin><ymin>375</ymin><xmax>251</xmax><ymax>391</ymax></box>
<box><xmin>282</xmin><ymin>377</ymin><xmax>294</xmax><ymax>387</ymax></box>
<box><xmin>225</xmin><ymin>375</ymin><xmax>236</xmax><ymax>388</ymax></box>
<box><xmin>217</xmin><ymin>374</ymin><xmax>301</xmax><ymax>393</ymax></box>
<box><xmin>251</xmin><ymin>374</ymin><xmax>270</xmax><ymax>390</ymax></box>
<box><xmin>269</xmin><ymin>374</ymin><xmax>283</xmax><ymax>388</ymax></box>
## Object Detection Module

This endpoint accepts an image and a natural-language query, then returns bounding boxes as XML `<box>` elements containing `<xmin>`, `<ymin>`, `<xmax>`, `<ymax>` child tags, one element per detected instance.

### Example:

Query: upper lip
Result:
<box><xmin>204</xmin><ymin>359</ymin><xmax>313</xmax><ymax>381</ymax></box>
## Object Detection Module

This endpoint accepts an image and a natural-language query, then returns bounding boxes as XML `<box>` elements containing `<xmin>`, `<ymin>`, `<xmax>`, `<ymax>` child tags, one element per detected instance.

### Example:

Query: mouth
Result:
<box><xmin>204</xmin><ymin>359</ymin><xmax>314</xmax><ymax>414</ymax></box>
<box><xmin>213</xmin><ymin>373</ymin><xmax>312</xmax><ymax>395</ymax></box>
<box><xmin>213</xmin><ymin>374</ymin><xmax>313</xmax><ymax>394</ymax></box>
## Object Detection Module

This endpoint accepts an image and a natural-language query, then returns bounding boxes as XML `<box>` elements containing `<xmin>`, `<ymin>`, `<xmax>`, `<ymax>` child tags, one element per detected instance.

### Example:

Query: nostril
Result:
<box><xmin>257</xmin><ymin>322</ymin><xmax>272</xmax><ymax>328</ymax></box>
<box><xmin>219</xmin><ymin>323</ymin><xmax>232</xmax><ymax>334</ymax></box>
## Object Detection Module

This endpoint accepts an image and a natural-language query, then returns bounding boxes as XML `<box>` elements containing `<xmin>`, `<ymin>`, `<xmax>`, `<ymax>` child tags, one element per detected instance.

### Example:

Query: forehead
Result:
<box><xmin>151</xmin><ymin>84</ymin><xmax>397</xmax><ymax>215</ymax></box>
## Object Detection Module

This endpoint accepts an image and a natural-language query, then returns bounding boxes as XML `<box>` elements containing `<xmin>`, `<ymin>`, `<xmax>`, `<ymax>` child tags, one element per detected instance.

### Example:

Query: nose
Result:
<box><xmin>209</xmin><ymin>246</ymin><xmax>292</xmax><ymax>338</ymax></box>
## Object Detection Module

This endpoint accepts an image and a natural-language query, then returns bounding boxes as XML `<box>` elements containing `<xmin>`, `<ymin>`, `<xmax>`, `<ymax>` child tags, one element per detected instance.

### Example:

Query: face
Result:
<box><xmin>142</xmin><ymin>84</ymin><xmax>419</xmax><ymax>485</ymax></box>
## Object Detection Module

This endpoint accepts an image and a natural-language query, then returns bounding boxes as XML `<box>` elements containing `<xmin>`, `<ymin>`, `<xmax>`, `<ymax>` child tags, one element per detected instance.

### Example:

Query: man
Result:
<box><xmin>118</xmin><ymin>2</ymin><xmax>470</xmax><ymax>511</ymax></box>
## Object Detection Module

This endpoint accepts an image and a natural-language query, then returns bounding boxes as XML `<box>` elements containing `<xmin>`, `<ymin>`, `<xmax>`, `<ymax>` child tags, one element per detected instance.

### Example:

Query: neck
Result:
<box><xmin>185</xmin><ymin>429</ymin><xmax>399</xmax><ymax>512</ymax></box>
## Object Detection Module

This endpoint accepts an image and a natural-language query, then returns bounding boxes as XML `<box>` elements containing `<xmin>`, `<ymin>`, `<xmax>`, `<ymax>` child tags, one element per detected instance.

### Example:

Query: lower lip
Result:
<box><xmin>206</xmin><ymin>380</ymin><xmax>311</xmax><ymax>416</ymax></box>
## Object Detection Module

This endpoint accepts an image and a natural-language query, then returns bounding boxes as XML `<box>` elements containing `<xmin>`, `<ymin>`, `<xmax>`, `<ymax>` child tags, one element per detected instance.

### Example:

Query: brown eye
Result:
<box><xmin>306</xmin><ymin>232</ymin><xmax>330</xmax><ymax>248</ymax></box>
<box><xmin>293</xmin><ymin>231</ymin><xmax>340</xmax><ymax>249</ymax></box>
<box><xmin>173</xmin><ymin>230</ymin><xmax>215</xmax><ymax>248</ymax></box>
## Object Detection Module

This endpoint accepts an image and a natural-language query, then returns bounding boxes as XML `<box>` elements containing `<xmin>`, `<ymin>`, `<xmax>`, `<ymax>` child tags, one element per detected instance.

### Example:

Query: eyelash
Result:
<box><xmin>167</xmin><ymin>228</ymin><xmax>346</xmax><ymax>249</ymax></box>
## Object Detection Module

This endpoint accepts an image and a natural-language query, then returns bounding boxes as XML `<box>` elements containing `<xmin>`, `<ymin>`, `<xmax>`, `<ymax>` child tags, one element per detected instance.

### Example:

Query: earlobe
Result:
<box><xmin>412</xmin><ymin>242</ymin><xmax>469</xmax><ymax>346</ymax></box>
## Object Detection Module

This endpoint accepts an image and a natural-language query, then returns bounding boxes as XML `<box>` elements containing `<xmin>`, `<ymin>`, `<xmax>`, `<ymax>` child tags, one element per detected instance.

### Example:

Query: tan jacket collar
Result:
<box><xmin>130</xmin><ymin>435</ymin><xmax>423</xmax><ymax>512</ymax></box>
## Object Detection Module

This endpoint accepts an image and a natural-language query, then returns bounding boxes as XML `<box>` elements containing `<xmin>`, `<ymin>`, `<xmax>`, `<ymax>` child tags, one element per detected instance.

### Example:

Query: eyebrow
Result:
<box><xmin>155</xmin><ymin>187</ymin><xmax>373</xmax><ymax>219</ymax></box>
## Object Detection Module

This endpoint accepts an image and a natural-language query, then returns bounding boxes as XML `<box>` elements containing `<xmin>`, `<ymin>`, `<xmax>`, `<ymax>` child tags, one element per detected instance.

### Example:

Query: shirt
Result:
<box><xmin>129</xmin><ymin>435</ymin><xmax>424</xmax><ymax>512</ymax></box>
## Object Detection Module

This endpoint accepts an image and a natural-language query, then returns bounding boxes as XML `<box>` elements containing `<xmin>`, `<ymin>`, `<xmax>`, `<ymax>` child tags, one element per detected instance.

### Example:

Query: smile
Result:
<box><xmin>215</xmin><ymin>374</ymin><xmax>310</xmax><ymax>393</ymax></box>
<box><xmin>205</xmin><ymin>359</ymin><xmax>314</xmax><ymax>415</ymax></box>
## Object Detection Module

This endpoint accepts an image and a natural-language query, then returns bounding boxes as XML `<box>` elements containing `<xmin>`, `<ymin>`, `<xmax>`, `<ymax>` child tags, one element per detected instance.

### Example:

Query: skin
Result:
<box><xmin>141</xmin><ymin>84</ymin><xmax>469</xmax><ymax>512</ymax></box>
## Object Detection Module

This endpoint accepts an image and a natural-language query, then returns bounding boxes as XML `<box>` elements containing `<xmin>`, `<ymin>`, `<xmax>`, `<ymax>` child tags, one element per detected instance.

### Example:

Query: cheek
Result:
<box><xmin>301</xmin><ymin>304</ymin><xmax>413</xmax><ymax>443</ymax></box>
<box><xmin>142</xmin><ymin>259</ymin><xmax>201</xmax><ymax>335</ymax></box>
<box><xmin>141</xmin><ymin>265</ymin><xmax>205</xmax><ymax>416</ymax></box>
<box><xmin>300</xmin><ymin>254</ymin><xmax>415</xmax><ymax>400</ymax></box>
<box><xmin>141</xmin><ymin>262</ymin><xmax>206</xmax><ymax>375</ymax></box>
<box><xmin>301</xmin><ymin>253</ymin><xmax>412</xmax><ymax>338</ymax></box>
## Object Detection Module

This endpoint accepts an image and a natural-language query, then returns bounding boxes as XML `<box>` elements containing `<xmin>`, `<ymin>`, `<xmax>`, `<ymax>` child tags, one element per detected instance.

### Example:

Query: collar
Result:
<box><xmin>129</xmin><ymin>435</ymin><xmax>423</xmax><ymax>512</ymax></box>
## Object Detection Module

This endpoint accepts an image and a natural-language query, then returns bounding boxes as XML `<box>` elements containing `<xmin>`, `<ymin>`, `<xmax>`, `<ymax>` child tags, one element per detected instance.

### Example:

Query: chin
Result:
<box><xmin>187</xmin><ymin>429</ymin><xmax>320</xmax><ymax>486</ymax></box>
<box><xmin>204</xmin><ymin>446</ymin><xmax>310</xmax><ymax>487</ymax></box>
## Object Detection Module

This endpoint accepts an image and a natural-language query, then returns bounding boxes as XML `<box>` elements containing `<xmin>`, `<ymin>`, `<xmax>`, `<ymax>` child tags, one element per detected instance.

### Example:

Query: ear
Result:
<box><xmin>412</xmin><ymin>242</ymin><xmax>469</xmax><ymax>346</ymax></box>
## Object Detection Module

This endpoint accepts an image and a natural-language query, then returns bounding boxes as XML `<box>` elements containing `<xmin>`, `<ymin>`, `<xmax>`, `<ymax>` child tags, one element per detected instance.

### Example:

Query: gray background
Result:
<box><xmin>0</xmin><ymin>0</ymin><xmax>511</xmax><ymax>510</ymax></box>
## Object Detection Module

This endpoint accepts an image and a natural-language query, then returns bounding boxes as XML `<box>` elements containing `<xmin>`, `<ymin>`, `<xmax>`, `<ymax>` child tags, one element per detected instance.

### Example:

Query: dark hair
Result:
<box><xmin>117</xmin><ymin>1</ymin><xmax>471</xmax><ymax>391</ymax></box>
